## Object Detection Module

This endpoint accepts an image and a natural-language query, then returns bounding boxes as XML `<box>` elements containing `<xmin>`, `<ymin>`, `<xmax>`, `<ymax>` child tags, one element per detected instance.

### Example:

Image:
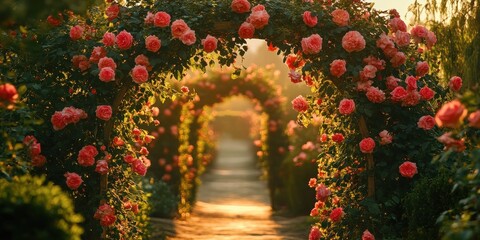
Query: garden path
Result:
<box><xmin>151</xmin><ymin>138</ymin><xmax>310</xmax><ymax>239</ymax></box>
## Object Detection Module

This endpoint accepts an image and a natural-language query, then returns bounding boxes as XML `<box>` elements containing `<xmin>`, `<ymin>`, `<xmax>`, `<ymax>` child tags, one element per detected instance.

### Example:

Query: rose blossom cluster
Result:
<box><xmin>50</xmin><ymin>106</ymin><xmax>88</xmax><ymax>131</ymax></box>
<box><xmin>94</xmin><ymin>203</ymin><xmax>116</xmax><ymax>227</ymax></box>
<box><xmin>171</xmin><ymin>19</ymin><xmax>196</xmax><ymax>45</ymax></box>
<box><xmin>23</xmin><ymin>135</ymin><xmax>46</xmax><ymax>167</ymax></box>
<box><xmin>233</xmin><ymin>1</ymin><xmax>270</xmax><ymax>38</ymax></box>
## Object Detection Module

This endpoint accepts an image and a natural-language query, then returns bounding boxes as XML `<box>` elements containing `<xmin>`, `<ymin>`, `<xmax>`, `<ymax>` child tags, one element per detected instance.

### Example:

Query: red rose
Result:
<box><xmin>202</xmin><ymin>35</ymin><xmax>218</xmax><ymax>53</ymax></box>
<box><xmin>69</xmin><ymin>25</ymin><xmax>83</xmax><ymax>40</ymax></box>
<box><xmin>102</xmin><ymin>32</ymin><xmax>115</xmax><ymax>46</ymax></box>
<box><xmin>231</xmin><ymin>0</ymin><xmax>251</xmax><ymax>13</ymax></box>
<box><xmin>116</xmin><ymin>30</ymin><xmax>133</xmax><ymax>50</ymax></box>
<box><xmin>329</xmin><ymin>207</ymin><xmax>344</xmax><ymax>222</ymax></box>
<box><xmin>154</xmin><ymin>11</ymin><xmax>171</xmax><ymax>27</ymax></box>
<box><xmin>145</xmin><ymin>35</ymin><xmax>161</xmax><ymax>52</ymax></box>
<box><xmin>303</xmin><ymin>11</ymin><xmax>318</xmax><ymax>27</ymax></box>
<box><xmin>32</xmin><ymin>154</ymin><xmax>46</xmax><ymax>167</ymax></box>
<box><xmin>338</xmin><ymin>99</ymin><xmax>355</xmax><ymax>115</ymax></box>
<box><xmin>331</xmin><ymin>133</ymin><xmax>344</xmax><ymax>143</ymax></box>
<box><xmin>362</xmin><ymin>230</ymin><xmax>375</xmax><ymax>240</ymax></box>
<box><xmin>316</xmin><ymin>184</ymin><xmax>331</xmax><ymax>202</ymax></box>
<box><xmin>95</xmin><ymin>160</ymin><xmax>109</xmax><ymax>175</ymax></box>
<box><xmin>449</xmin><ymin>76</ymin><xmax>462</xmax><ymax>92</ymax></box>
<box><xmin>238</xmin><ymin>22</ymin><xmax>255</xmax><ymax>39</ymax></box>
<box><xmin>419</xmin><ymin>86</ymin><xmax>435</xmax><ymax>100</ymax></box>
<box><xmin>468</xmin><ymin>110</ymin><xmax>480</xmax><ymax>128</ymax></box>
<box><xmin>415</xmin><ymin>61</ymin><xmax>429</xmax><ymax>77</ymax></box>
<box><xmin>331</xmin><ymin>9</ymin><xmax>350</xmax><ymax>27</ymax></box>
<box><xmin>77</xmin><ymin>145</ymin><xmax>98</xmax><ymax>167</ymax></box>
<box><xmin>98</xmin><ymin>57</ymin><xmax>117</xmax><ymax>70</ymax></box>
<box><xmin>342</xmin><ymin>31</ymin><xmax>365</xmax><ymax>53</ymax></box>
<box><xmin>390</xmin><ymin>86</ymin><xmax>408</xmax><ymax>102</ymax></box>
<box><xmin>105</xmin><ymin>4</ymin><xmax>120</xmax><ymax>21</ymax></box>
<box><xmin>330</xmin><ymin>59</ymin><xmax>347</xmax><ymax>78</ymax></box>
<box><xmin>89</xmin><ymin>46</ymin><xmax>107</xmax><ymax>63</ymax></box>
<box><xmin>291</xmin><ymin>95</ymin><xmax>309</xmax><ymax>112</ymax></box>
<box><xmin>359</xmin><ymin>137</ymin><xmax>375</xmax><ymax>153</ymax></box>
<box><xmin>47</xmin><ymin>15</ymin><xmax>62</xmax><ymax>26</ymax></box>
<box><xmin>301</xmin><ymin>34</ymin><xmax>323</xmax><ymax>54</ymax></box>
<box><xmin>417</xmin><ymin>115</ymin><xmax>435</xmax><ymax>130</ymax></box>
<box><xmin>180</xmin><ymin>29</ymin><xmax>196</xmax><ymax>46</ymax></box>
<box><xmin>131</xmin><ymin>65</ymin><xmax>149</xmax><ymax>84</ymax></box>
<box><xmin>171</xmin><ymin>19</ymin><xmax>190</xmax><ymax>38</ymax></box>
<box><xmin>247</xmin><ymin>5</ymin><xmax>269</xmax><ymax>29</ymax></box>
<box><xmin>96</xmin><ymin>105</ymin><xmax>112</xmax><ymax>121</ymax></box>
<box><xmin>0</xmin><ymin>83</ymin><xmax>18</xmax><ymax>108</ymax></box>
<box><xmin>135</xmin><ymin>54</ymin><xmax>150</xmax><ymax>66</ymax></box>
<box><xmin>99</xmin><ymin>67</ymin><xmax>115</xmax><ymax>82</ymax></box>
<box><xmin>51</xmin><ymin>111</ymin><xmax>67</xmax><ymax>130</ymax></box>
<box><xmin>309</xmin><ymin>226</ymin><xmax>322</xmax><ymax>240</ymax></box>
<box><xmin>132</xmin><ymin>159</ymin><xmax>147</xmax><ymax>176</ymax></box>
<box><xmin>64</xmin><ymin>172</ymin><xmax>83</xmax><ymax>190</ymax></box>
<box><xmin>435</xmin><ymin>100</ymin><xmax>468</xmax><ymax>128</ymax></box>
<box><xmin>399</xmin><ymin>161</ymin><xmax>417</xmax><ymax>178</ymax></box>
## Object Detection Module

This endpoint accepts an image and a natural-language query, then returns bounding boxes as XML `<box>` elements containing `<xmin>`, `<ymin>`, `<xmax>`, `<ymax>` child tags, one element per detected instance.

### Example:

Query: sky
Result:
<box><xmin>371</xmin><ymin>0</ymin><xmax>425</xmax><ymax>18</ymax></box>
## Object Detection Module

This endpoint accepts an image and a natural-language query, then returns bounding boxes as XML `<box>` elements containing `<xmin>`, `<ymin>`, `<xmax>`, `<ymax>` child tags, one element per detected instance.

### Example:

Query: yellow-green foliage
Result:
<box><xmin>0</xmin><ymin>175</ymin><xmax>83</xmax><ymax>240</ymax></box>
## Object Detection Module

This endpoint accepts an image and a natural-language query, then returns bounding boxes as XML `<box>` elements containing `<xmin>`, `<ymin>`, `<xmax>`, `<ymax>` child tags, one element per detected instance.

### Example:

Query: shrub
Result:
<box><xmin>143</xmin><ymin>178</ymin><xmax>178</xmax><ymax>218</ymax></box>
<box><xmin>0</xmin><ymin>175</ymin><xmax>83</xmax><ymax>240</ymax></box>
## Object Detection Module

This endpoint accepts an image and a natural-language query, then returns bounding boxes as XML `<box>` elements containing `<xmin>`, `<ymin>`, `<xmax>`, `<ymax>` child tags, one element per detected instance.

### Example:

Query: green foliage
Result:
<box><xmin>143</xmin><ymin>178</ymin><xmax>178</xmax><ymax>218</ymax></box>
<box><xmin>0</xmin><ymin>175</ymin><xmax>83</xmax><ymax>240</ymax></box>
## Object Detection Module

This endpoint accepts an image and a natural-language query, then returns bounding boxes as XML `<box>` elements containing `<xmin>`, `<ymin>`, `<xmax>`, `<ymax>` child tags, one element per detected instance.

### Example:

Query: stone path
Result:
<box><xmin>151</xmin><ymin>138</ymin><xmax>310</xmax><ymax>240</ymax></box>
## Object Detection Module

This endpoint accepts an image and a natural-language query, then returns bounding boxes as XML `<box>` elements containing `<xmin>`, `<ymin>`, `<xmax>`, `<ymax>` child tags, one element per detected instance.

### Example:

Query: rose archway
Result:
<box><xmin>9</xmin><ymin>0</ymin><xmax>455</xmax><ymax>239</ymax></box>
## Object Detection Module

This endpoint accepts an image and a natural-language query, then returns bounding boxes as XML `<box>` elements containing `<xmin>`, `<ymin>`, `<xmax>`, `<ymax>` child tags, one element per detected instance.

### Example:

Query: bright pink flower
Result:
<box><xmin>94</xmin><ymin>204</ymin><xmax>116</xmax><ymax>227</ymax></box>
<box><xmin>32</xmin><ymin>154</ymin><xmax>46</xmax><ymax>167</ymax></box>
<box><xmin>309</xmin><ymin>226</ymin><xmax>322</xmax><ymax>240</ymax></box>
<box><xmin>231</xmin><ymin>0</ymin><xmax>251</xmax><ymax>13</ymax></box>
<box><xmin>419</xmin><ymin>86</ymin><xmax>435</xmax><ymax>100</ymax></box>
<box><xmin>376</xmin><ymin>33</ymin><xmax>394</xmax><ymax>50</ymax></box>
<box><xmin>386</xmin><ymin>76</ymin><xmax>401</xmax><ymax>90</ymax></box>
<box><xmin>96</xmin><ymin>105</ymin><xmax>112</xmax><ymax>121</ymax></box>
<box><xmin>116</xmin><ymin>30</ymin><xmax>133</xmax><ymax>50</ymax></box>
<box><xmin>288</xmin><ymin>70</ymin><xmax>302</xmax><ymax>83</ymax></box>
<box><xmin>135</xmin><ymin>54</ymin><xmax>150</xmax><ymax>66</ymax></box>
<box><xmin>418</xmin><ymin>115</ymin><xmax>435</xmax><ymax>130</ymax></box>
<box><xmin>50</xmin><ymin>112</ymin><xmax>67</xmax><ymax>130</ymax></box>
<box><xmin>247</xmin><ymin>5</ymin><xmax>269</xmax><ymax>29</ymax></box>
<box><xmin>29</xmin><ymin>142</ymin><xmax>41</xmax><ymax>156</ymax></box>
<box><xmin>331</xmin><ymin>9</ymin><xmax>349</xmax><ymax>27</ymax></box>
<box><xmin>69</xmin><ymin>25</ymin><xmax>83</xmax><ymax>40</ymax></box>
<box><xmin>415</xmin><ymin>61</ymin><xmax>429</xmax><ymax>77</ymax></box>
<box><xmin>98</xmin><ymin>57</ymin><xmax>117</xmax><ymax>70</ymax></box>
<box><xmin>394</xmin><ymin>30</ymin><xmax>410</xmax><ymax>47</ymax></box>
<box><xmin>202</xmin><ymin>35</ymin><xmax>218</xmax><ymax>53</ymax></box>
<box><xmin>363</xmin><ymin>56</ymin><xmax>385</xmax><ymax>71</ymax></box>
<box><xmin>401</xmin><ymin>90</ymin><xmax>421</xmax><ymax>106</ymax></box>
<box><xmin>99</xmin><ymin>67</ymin><xmax>115</xmax><ymax>82</ymax></box>
<box><xmin>390</xmin><ymin>52</ymin><xmax>406</xmax><ymax>67</ymax></box>
<box><xmin>78</xmin><ymin>145</ymin><xmax>98</xmax><ymax>167</ymax></box>
<box><xmin>468</xmin><ymin>110</ymin><xmax>480</xmax><ymax>128</ymax></box>
<box><xmin>330</xmin><ymin>59</ymin><xmax>347</xmax><ymax>78</ymax></box>
<box><xmin>238</xmin><ymin>22</ymin><xmax>255</xmax><ymax>38</ymax></box>
<box><xmin>51</xmin><ymin>107</ymin><xmax>87</xmax><ymax>131</ymax></box>
<box><xmin>113</xmin><ymin>136</ymin><xmax>125</xmax><ymax>146</ymax></box>
<box><xmin>145</xmin><ymin>35</ymin><xmax>161</xmax><ymax>52</ymax></box>
<box><xmin>342</xmin><ymin>31</ymin><xmax>366</xmax><ymax>53</ymax></box>
<box><xmin>308</xmin><ymin>178</ymin><xmax>317</xmax><ymax>188</ymax></box>
<box><xmin>410</xmin><ymin>25</ymin><xmax>428</xmax><ymax>43</ymax></box>
<box><xmin>332</xmin><ymin>133</ymin><xmax>344</xmax><ymax>143</ymax></box>
<box><xmin>131</xmin><ymin>65</ymin><xmax>149</xmax><ymax>84</ymax></box>
<box><xmin>399</xmin><ymin>161</ymin><xmax>417</xmax><ymax>178</ymax></box>
<box><xmin>338</xmin><ymin>99</ymin><xmax>355</xmax><ymax>115</ymax></box>
<box><xmin>449</xmin><ymin>76</ymin><xmax>462</xmax><ymax>92</ymax></box>
<box><xmin>389</xmin><ymin>17</ymin><xmax>407</xmax><ymax>32</ymax></box>
<box><xmin>106</xmin><ymin>4</ymin><xmax>119</xmax><ymax>21</ymax></box>
<box><xmin>316</xmin><ymin>184</ymin><xmax>331</xmax><ymax>202</ymax></box>
<box><xmin>64</xmin><ymin>172</ymin><xmax>83</xmax><ymax>190</ymax></box>
<box><xmin>180</xmin><ymin>29</ymin><xmax>196</xmax><ymax>45</ymax></box>
<box><xmin>426</xmin><ymin>31</ymin><xmax>437</xmax><ymax>49</ymax></box>
<box><xmin>329</xmin><ymin>208</ymin><xmax>344</xmax><ymax>222</ymax></box>
<box><xmin>291</xmin><ymin>95</ymin><xmax>309</xmax><ymax>112</ymax></box>
<box><xmin>89</xmin><ymin>46</ymin><xmax>107</xmax><ymax>63</ymax></box>
<box><xmin>435</xmin><ymin>99</ymin><xmax>468</xmax><ymax>128</ymax></box>
<box><xmin>405</xmin><ymin>76</ymin><xmax>418</xmax><ymax>91</ymax></box>
<box><xmin>171</xmin><ymin>19</ymin><xmax>190</xmax><ymax>38</ymax></box>
<box><xmin>102</xmin><ymin>32</ymin><xmax>115</xmax><ymax>46</ymax></box>
<box><xmin>154</xmin><ymin>11</ymin><xmax>171</xmax><ymax>27</ymax></box>
<box><xmin>360</xmin><ymin>65</ymin><xmax>377</xmax><ymax>80</ymax></box>
<box><xmin>124</xmin><ymin>154</ymin><xmax>135</xmax><ymax>164</ymax></box>
<box><xmin>144</xmin><ymin>12</ymin><xmax>154</xmax><ymax>24</ymax></box>
<box><xmin>0</xmin><ymin>83</ymin><xmax>18</xmax><ymax>107</ymax></box>
<box><xmin>366</xmin><ymin>87</ymin><xmax>386</xmax><ymax>103</ymax></box>
<box><xmin>359</xmin><ymin>137</ymin><xmax>375</xmax><ymax>153</ymax></box>
<box><xmin>301</xmin><ymin>34</ymin><xmax>323</xmax><ymax>54</ymax></box>
<box><xmin>362</xmin><ymin>229</ymin><xmax>375</xmax><ymax>240</ymax></box>
<box><xmin>132</xmin><ymin>159</ymin><xmax>147</xmax><ymax>176</ymax></box>
<box><xmin>95</xmin><ymin>160</ymin><xmax>109</xmax><ymax>175</ymax></box>
<box><xmin>379</xmin><ymin>130</ymin><xmax>392</xmax><ymax>145</ymax></box>
<box><xmin>303</xmin><ymin>11</ymin><xmax>318</xmax><ymax>27</ymax></box>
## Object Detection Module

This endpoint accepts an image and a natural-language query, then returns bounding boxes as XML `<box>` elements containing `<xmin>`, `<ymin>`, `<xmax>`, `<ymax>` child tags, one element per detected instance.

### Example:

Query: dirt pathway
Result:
<box><xmin>151</xmin><ymin>138</ymin><xmax>310</xmax><ymax>240</ymax></box>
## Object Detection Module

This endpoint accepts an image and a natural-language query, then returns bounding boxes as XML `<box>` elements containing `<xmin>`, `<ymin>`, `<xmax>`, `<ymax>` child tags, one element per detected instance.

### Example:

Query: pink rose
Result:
<box><xmin>89</xmin><ymin>46</ymin><xmax>107</xmax><ymax>63</ymax></box>
<box><xmin>51</xmin><ymin>112</ymin><xmax>67</xmax><ymax>130</ymax></box>
<box><xmin>410</xmin><ymin>25</ymin><xmax>428</xmax><ymax>43</ymax></box>
<box><xmin>78</xmin><ymin>145</ymin><xmax>98</xmax><ymax>167</ymax></box>
<box><xmin>98</xmin><ymin>57</ymin><xmax>116</xmax><ymax>70</ymax></box>
<box><xmin>342</xmin><ymin>31</ymin><xmax>366</xmax><ymax>53</ymax></box>
<box><xmin>64</xmin><ymin>172</ymin><xmax>83</xmax><ymax>190</ymax></box>
<box><xmin>435</xmin><ymin>99</ymin><xmax>468</xmax><ymax>128</ymax></box>
<box><xmin>338</xmin><ymin>98</ymin><xmax>355</xmax><ymax>115</ymax></box>
<box><xmin>331</xmin><ymin>9</ymin><xmax>350</xmax><ymax>27</ymax></box>
<box><xmin>135</xmin><ymin>54</ymin><xmax>150</xmax><ymax>66</ymax></box>
<box><xmin>379</xmin><ymin>130</ymin><xmax>392</xmax><ymax>145</ymax></box>
<box><xmin>99</xmin><ymin>67</ymin><xmax>115</xmax><ymax>82</ymax></box>
<box><xmin>389</xmin><ymin>17</ymin><xmax>407</xmax><ymax>32</ymax></box>
<box><xmin>360</xmin><ymin>65</ymin><xmax>377</xmax><ymax>80</ymax></box>
<box><xmin>415</xmin><ymin>61</ymin><xmax>429</xmax><ymax>77</ymax></box>
<box><xmin>132</xmin><ymin>159</ymin><xmax>147</xmax><ymax>176</ymax></box>
<box><xmin>399</xmin><ymin>161</ymin><xmax>417</xmax><ymax>178</ymax></box>
<box><xmin>171</xmin><ymin>19</ymin><xmax>190</xmax><ymax>38</ymax></box>
<box><xmin>426</xmin><ymin>31</ymin><xmax>437</xmax><ymax>49</ymax></box>
<box><xmin>363</xmin><ymin>56</ymin><xmax>386</xmax><ymax>71</ymax></box>
<box><xmin>32</xmin><ymin>154</ymin><xmax>47</xmax><ymax>167</ymax></box>
<box><xmin>359</xmin><ymin>137</ymin><xmax>375</xmax><ymax>153</ymax></box>
<box><xmin>145</xmin><ymin>35</ymin><xmax>161</xmax><ymax>52</ymax></box>
<box><xmin>468</xmin><ymin>110</ymin><xmax>480</xmax><ymax>128</ymax></box>
<box><xmin>291</xmin><ymin>95</ymin><xmax>308</xmax><ymax>112</ymax></box>
<box><xmin>316</xmin><ymin>184</ymin><xmax>331</xmax><ymax>202</ymax></box>
<box><xmin>303</xmin><ymin>11</ymin><xmax>318</xmax><ymax>27</ymax></box>
<box><xmin>105</xmin><ymin>4</ymin><xmax>120</xmax><ymax>21</ymax></box>
<box><xmin>102</xmin><ymin>32</ymin><xmax>116</xmax><ymax>46</ymax></box>
<box><xmin>154</xmin><ymin>11</ymin><xmax>171</xmax><ymax>27</ymax></box>
<box><xmin>202</xmin><ymin>35</ymin><xmax>218</xmax><ymax>53</ymax></box>
<box><xmin>405</xmin><ymin>76</ymin><xmax>418</xmax><ymax>91</ymax></box>
<box><xmin>357</xmin><ymin>81</ymin><xmax>372</xmax><ymax>92</ymax></box>
<box><xmin>376</xmin><ymin>33</ymin><xmax>394</xmax><ymax>50</ymax></box>
<box><xmin>72</xmin><ymin>55</ymin><xmax>88</xmax><ymax>69</ymax></box>
<box><xmin>329</xmin><ymin>207</ymin><xmax>344</xmax><ymax>222</ymax></box>
<box><xmin>247</xmin><ymin>5</ymin><xmax>270</xmax><ymax>29</ymax></box>
<box><xmin>69</xmin><ymin>25</ymin><xmax>83</xmax><ymax>40</ymax></box>
<box><xmin>330</xmin><ymin>59</ymin><xmax>347</xmax><ymax>78</ymax></box>
<box><xmin>94</xmin><ymin>204</ymin><xmax>116</xmax><ymax>227</ymax></box>
<box><xmin>231</xmin><ymin>0</ymin><xmax>251</xmax><ymax>13</ymax></box>
<box><xmin>95</xmin><ymin>160</ymin><xmax>109</xmax><ymax>175</ymax></box>
<box><xmin>418</xmin><ymin>115</ymin><xmax>435</xmax><ymax>130</ymax></box>
<box><xmin>301</xmin><ymin>34</ymin><xmax>323</xmax><ymax>54</ymax></box>
<box><xmin>386</xmin><ymin>76</ymin><xmax>401</xmax><ymax>90</ymax></box>
<box><xmin>419</xmin><ymin>86</ymin><xmax>435</xmax><ymax>100</ymax></box>
<box><xmin>288</xmin><ymin>70</ymin><xmax>302</xmax><ymax>83</ymax></box>
<box><xmin>366</xmin><ymin>87</ymin><xmax>385</xmax><ymax>103</ymax></box>
<box><xmin>144</xmin><ymin>12</ymin><xmax>154</xmax><ymax>24</ymax></box>
<box><xmin>100</xmin><ymin>214</ymin><xmax>116</xmax><ymax>227</ymax></box>
<box><xmin>238</xmin><ymin>22</ymin><xmax>255</xmax><ymax>38</ymax></box>
<box><xmin>390</xmin><ymin>52</ymin><xmax>406</xmax><ymax>67</ymax></box>
<box><xmin>309</xmin><ymin>226</ymin><xmax>322</xmax><ymax>240</ymax></box>
<box><xmin>116</xmin><ymin>30</ymin><xmax>133</xmax><ymax>50</ymax></box>
<box><xmin>394</xmin><ymin>30</ymin><xmax>410</xmax><ymax>47</ymax></box>
<box><xmin>362</xmin><ymin>230</ymin><xmax>375</xmax><ymax>240</ymax></box>
<box><xmin>401</xmin><ymin>90</ymin><xmax>421</xmax><ymax>106</ymax></box>
<box><xmin>449</xmin><ymin>76</ymin><xmax>462</xmax><ymax>92</ymax></box>
<box><xmin>180</xmin><ymin>29</ymin><xmax>196</xmax><ymax>45</ymax></box>
<box><xmin>0</xmin><ymin>83</ymin><xmax>18</xmax><ymax>107</ymax></box>
<box><xmin>131</xmin><ymin>65</ymin><xmax>149</xmax><ymax>84</ymax></box>
<box><xmin>96</xmin><ymin>105</ymin><xmax>112</xmax><ymax>121</ymax></box>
